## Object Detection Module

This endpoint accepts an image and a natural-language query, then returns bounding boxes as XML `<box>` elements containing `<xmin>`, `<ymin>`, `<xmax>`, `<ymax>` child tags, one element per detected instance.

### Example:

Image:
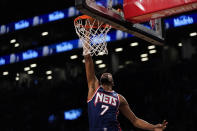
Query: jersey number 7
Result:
<box><xmin>100</xmin><ymin>105</ymin><xmax>109</xmax><ymax>115</ymax></box>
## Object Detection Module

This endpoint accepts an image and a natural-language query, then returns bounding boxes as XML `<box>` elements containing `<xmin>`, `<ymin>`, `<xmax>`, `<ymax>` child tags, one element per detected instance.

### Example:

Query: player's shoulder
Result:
<box><xmin>118</xmin><ymin>94</ymin><xmax>128</xmax><ymax>105</ymax></box>
<box><xmin>117</xmin><ymin>94</ymin><xmax>124</xmax><ymax>99</ymax></box>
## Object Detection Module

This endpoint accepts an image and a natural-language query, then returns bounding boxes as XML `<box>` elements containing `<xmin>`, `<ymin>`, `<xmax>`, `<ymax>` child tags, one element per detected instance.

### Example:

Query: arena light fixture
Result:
<box><xmin>141</xmin><ymin>57</ymin><xmax>149</xmax><ymax>62</ymax></box>
<box><xmin>95</xmin><ymin>60</ymin><xmax>103</xmax><ymax>64</ymax></box>
<box><xmin>130</xmin><ymin>42</ymin><xmax>138</xmax><ymax>47</ymax></box>
<box><xmin>98</xmin><ymin>52</ymin><xmax>104</xmax><ymax>56</ymax></box>
<box><xmin>115</xmin><ymin>48</ymin><xmax>123</xmax><ymax>52</ymax></box>
<box><xmin>98</xmin><ymin>64</ymin><xmax>106</xmax><ymax>68</ymax></box>
<box><xmin>47</xmin><ymin>76</ymin><xmax>52</xmax><ymax>80</ymax></box>
<box><xmin>70</xmin><ymin>55</ymin><xmax>78</xmax><ymax>59</ymax></box>
<box><xmin>16</xmin><ymin>77</ymin><xmax>19</xmax><ymax>81</ymax></box>
<box><xmin>3</xmin><ymin>71</ymin><xmax>9</xmax><ymax>75</ymax></box>
<box><xmin>10</xmin><ymin>39</ymin><xmax>16</xmax><ymax>43</ymax></box>
<box><xmin>125</xmin><ymin>61</ymin><xmax>132</xmax><ymax>65</ymax></box>
<box><xmin>190</xmin><ymin>32</ymin><xmax>197</xmax><ymax>37</ymax></box>
<box><xmin>82</xmin><ymin>59</ymin><xmax>85</xmax><ymax>63</ymax></box>
<box><xmin>148</xmin><ymin>45</ymin><xmax>155</xmax><ymax>50</ymax></box>
<box><xmin>118</xmin><ymin>65</ymin><xmax>124</xmax><ymax>69</ymax></box>
<box><xmin>178</xmin><ymin>43</ymin><xmax>182</xmax><ymax>47</ymax></box>
<box><xmin>24</xmin><ymin>67</ymin><xmax>30</xmax><ymax>71</ymax></box>
<box><xmin>14</xmin><ymin>43</ymin><xmax>20</xmax><ymax>47</ymax></box>
<box><xmin>42</xmin><ymin>32</ymin><xmax>49</xmax><ymax>36</ymax></box>
<box><xmin>46</xmin><ymin>70</ymin><xmax>52</xmax><ymax>75</ymax></box>
<box><xmin>140</xmin><ymin>53</ymin><xmax>148</xmax><ymax>58</ymax></box>
<box><xmin>149</xmin><ymin>50</ymin><xmax>157</xmax><ymax>54</ymax></box>
<box><xmin>30</xmin><ymin>63</ymin><xmax>37</xmax><ymax>68</ymax></box>
<box><xmin>16</xmin><ymin>73</ymin><xmax>19</xmax><ymax>76</ymax></box>
<box><xmin>28</xmin><ymin>70</ymin><xmax>34</xmax><ymax>74</ymax></box>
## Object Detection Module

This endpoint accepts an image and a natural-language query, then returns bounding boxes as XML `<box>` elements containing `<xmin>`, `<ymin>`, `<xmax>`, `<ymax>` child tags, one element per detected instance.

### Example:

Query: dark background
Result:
<box><xmin>0</xmin><ymin>0</ymin><xmax>197</xmax><ymax>131</ymax></box>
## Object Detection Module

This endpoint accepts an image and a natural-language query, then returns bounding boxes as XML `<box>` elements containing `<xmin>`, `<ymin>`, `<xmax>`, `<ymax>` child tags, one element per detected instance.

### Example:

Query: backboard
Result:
<box><xmin>75</xmin><ymin>0</ymin><xmax>197</xmax><ymax>45</ymax></box>
<box><xmin>75</xmin><ymin>0</ymin><xmax>165</xmax><ymax>45</ymax></box>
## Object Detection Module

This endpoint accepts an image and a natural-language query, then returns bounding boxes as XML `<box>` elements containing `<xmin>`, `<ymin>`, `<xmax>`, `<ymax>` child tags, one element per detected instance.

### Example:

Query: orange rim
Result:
<box><xmin>74</xmin><ymin>15</ymin><xmax>111</xmax><ymax>28</ymax></box>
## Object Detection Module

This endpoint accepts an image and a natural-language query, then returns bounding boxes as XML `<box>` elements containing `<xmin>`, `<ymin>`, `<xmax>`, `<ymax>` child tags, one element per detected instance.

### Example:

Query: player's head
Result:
<box><xmin>100</xmin><ymin>73</ymin><xmax>114</xmax><ymax>86</ymax></box>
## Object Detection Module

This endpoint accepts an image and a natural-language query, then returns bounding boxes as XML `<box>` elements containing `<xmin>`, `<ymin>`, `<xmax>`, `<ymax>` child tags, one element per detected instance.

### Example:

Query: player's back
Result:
<box><xmin>88</xmin><ymin>86</ymin><xmax>121</xmax><ymax>131</ymax></box>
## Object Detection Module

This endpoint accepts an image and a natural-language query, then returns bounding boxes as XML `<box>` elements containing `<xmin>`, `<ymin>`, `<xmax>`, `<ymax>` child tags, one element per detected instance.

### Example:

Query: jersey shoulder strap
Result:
<box><xmin>87</xmin><ymin>86</ymin><xmax>100</xmax><ymax>103</ymax></box>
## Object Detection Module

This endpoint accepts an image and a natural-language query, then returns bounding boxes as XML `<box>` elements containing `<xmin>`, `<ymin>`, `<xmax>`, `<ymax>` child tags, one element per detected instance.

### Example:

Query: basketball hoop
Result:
<box><xmin>74</xmin><ymin>15</ymin><xmax>111</xmax><ymax>56</ymax></box>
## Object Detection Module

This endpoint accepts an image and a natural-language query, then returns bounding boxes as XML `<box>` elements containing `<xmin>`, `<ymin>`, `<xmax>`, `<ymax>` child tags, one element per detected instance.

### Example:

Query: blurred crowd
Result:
<box><xmin>0</xmin><ymin>54</ymin><xmax>196</xmax><ymax>131</ymax></box>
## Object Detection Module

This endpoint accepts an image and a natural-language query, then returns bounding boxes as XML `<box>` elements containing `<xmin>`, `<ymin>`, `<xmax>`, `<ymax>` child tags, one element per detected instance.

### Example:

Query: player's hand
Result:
<box><xmin>154</xmin><ymin>120</ymin><xmax>168</xmax><ymax>131</ymax></box>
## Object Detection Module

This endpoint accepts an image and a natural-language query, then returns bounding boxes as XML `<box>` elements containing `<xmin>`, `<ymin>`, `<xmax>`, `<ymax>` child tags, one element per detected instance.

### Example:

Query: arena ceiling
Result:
<box><xmin>0</xmin><ymin>0</ymin><xmax>74</xmax><ymax>25</ymax></box>
<box><xmin>0</xmin><ymin>0</ymin><xmax>196</xmax><ymax>72</ymax></box>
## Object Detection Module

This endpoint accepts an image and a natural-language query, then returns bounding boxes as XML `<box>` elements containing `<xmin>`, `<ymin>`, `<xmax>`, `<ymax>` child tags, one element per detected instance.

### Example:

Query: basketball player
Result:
<box><xmin>84</xmin><ymin>53</ymin><xmax>168</xmax><ymax>131</ymax></box>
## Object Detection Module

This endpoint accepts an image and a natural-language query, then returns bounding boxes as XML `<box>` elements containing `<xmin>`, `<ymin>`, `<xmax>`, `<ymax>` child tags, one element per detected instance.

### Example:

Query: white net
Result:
<box><xmin>74</xmin><ymin>16</ymin><xmax>111</xmax><ymax>56</ymax></box>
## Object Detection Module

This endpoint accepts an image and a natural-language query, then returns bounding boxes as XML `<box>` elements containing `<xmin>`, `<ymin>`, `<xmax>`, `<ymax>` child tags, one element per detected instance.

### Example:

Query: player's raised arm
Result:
<box><xmin>83</xmin><ymin>31</ymin><xmax>99</xmax><ymax>91</ymax></box>
<box><xmin>84</xmin><ymin>54</ymin><xmax>99</xmax><ymax>90</ymax></box>
<box><xmin>118</xmin><ymin>94</ymin><xmax>168</xmax><ymax>131</ymax></box>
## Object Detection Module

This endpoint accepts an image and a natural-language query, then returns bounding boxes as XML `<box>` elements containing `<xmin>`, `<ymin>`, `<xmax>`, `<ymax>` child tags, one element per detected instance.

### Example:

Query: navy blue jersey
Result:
<box><xmin>88</xmin><ymin>86</ymin><xmax>121</xmax><ymax>131</ymax></box>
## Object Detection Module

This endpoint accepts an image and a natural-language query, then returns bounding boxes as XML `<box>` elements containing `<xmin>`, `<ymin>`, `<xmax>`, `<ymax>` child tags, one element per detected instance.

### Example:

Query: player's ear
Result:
<box><xmin>112</xmin><ymin>81</ymin><xmax>114</xmax><ymax>86</ymax></box>
<box><xmin>108</xmin><ymin>74</ymin><xmax>114</xmax><ymax>86</ymax></box>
